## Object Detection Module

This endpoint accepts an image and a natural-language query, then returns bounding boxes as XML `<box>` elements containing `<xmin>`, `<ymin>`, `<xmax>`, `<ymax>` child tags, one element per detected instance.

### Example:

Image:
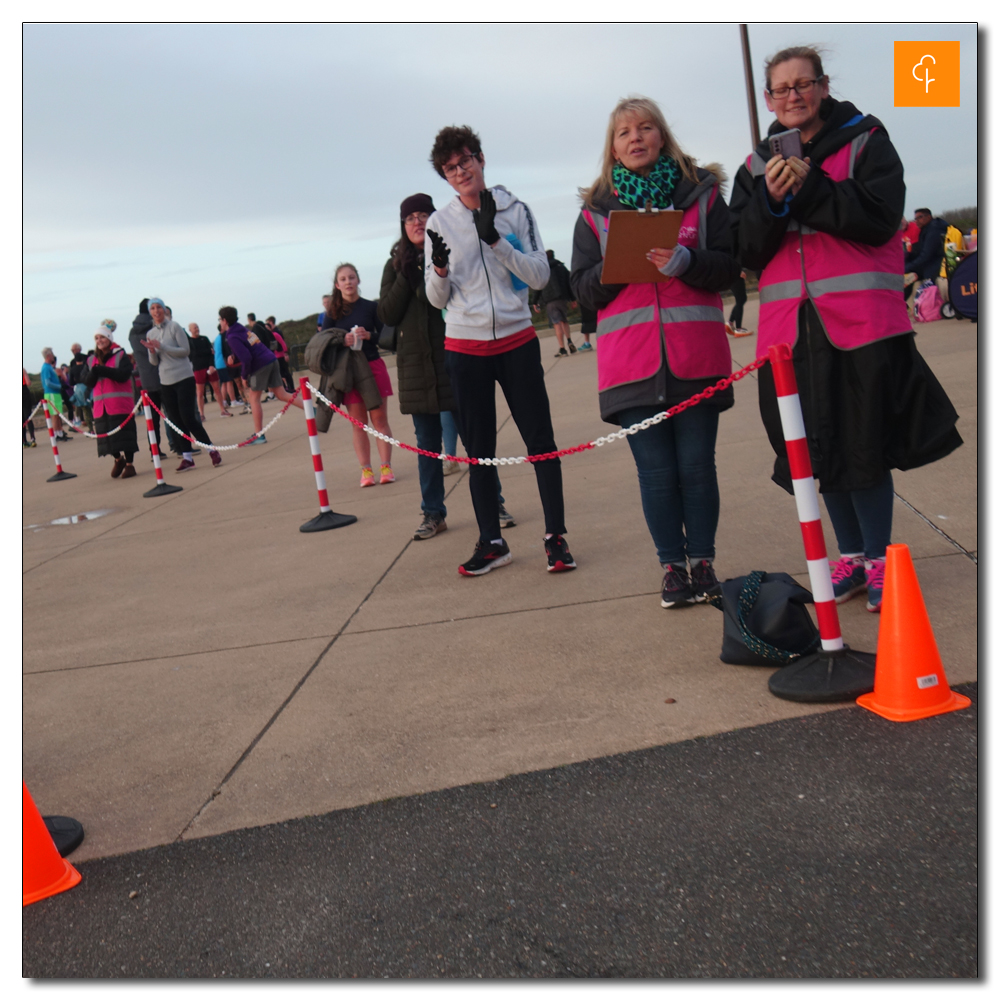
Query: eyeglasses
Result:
<box><xmin>442</xmin><ymin>154</ymin><xmax>478</xmax><ymax>179</ymax></box>
<box><xmin>767</xmin><ymin>78</ymin><xmax>824</xmax><ymax>100</ymax></box>
<box><xmin>404</xmin><ymin>212</ymin><xmax>430</xmax><ymax>226</ymax></box>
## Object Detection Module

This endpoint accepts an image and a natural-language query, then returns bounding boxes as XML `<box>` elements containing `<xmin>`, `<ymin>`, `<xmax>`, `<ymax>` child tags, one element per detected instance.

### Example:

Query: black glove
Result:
<box><xmin>427</xmin><ymin>228</ymin><xmax>451</xmax><ymax>270</ymax></box>
<box><xmin>472</xmin><ymin>189</ymin><xmax>500</xmax><ymax>246</ymax></box>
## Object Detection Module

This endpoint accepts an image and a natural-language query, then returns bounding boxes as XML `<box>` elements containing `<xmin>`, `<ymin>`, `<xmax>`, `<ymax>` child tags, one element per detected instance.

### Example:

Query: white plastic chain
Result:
<box><xmin>305</xmin><ymin>380</ymin><xmax>671</xmax><ymax>466</ymax></box>
<box><xmin>23</xmin><ymin>400</ymin><xmax>42</xmax><ymax>426</ymax></box>
<box><xmin>59</xmin><ymin>398</ymin><xmax>144</xmax><ymax>439</ymax></box>
<box><xmin>153</xmin><ymin>398</ymin><xmax>294</xmax><ymax>452</ymax></box>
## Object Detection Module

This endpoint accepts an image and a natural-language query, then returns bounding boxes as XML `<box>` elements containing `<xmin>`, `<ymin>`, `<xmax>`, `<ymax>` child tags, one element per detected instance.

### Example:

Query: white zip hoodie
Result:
<box><xmin>425</xmin><ymin>186</ymin><xmax>550</xmax><ymax>344</ymax></box>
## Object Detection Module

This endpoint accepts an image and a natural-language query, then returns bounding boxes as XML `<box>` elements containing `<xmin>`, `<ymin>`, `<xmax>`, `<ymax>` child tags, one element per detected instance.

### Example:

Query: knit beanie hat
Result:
<box><xmin>400</xmin><ymin>193</ymin><xmax>435</xmax><ymax>220</ymax></box>
<box><xmin>100</xmin><ymin>318</ymin><xmax>117</xmax><ymax>333</ymax></box>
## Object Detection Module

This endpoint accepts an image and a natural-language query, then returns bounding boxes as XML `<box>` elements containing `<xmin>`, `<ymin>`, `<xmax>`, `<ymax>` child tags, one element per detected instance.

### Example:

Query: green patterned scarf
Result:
<box><xmin>612</xmin><ymin>155</ymin><xmax>681</xmax><ymax>210</ymax></box>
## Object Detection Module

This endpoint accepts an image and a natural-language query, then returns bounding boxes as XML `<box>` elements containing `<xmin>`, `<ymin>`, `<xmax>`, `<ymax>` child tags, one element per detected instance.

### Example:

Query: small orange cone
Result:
<box><xmin>23</xmin><ymin>782</ymin><xmax>81</xmax><ymax>906</ymax></box>
<box><xmin>857</xmin><ymin>544</ymin><xmax>971</xmax><ymax>722</ymax></box>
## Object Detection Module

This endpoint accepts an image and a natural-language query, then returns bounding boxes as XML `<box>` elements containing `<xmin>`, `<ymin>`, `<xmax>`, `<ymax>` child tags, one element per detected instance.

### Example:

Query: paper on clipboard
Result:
<box><xmin>600</xmin><ymin>209</ymin><xmax>683</xmax><ymax>284</ymax></box>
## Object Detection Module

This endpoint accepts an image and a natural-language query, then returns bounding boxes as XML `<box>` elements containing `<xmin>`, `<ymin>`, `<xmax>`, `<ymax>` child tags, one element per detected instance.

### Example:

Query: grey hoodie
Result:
<box><xmin>146</xmin><ymin>319</ymin><xmax>194</xmax><ymax>386</ymax></box>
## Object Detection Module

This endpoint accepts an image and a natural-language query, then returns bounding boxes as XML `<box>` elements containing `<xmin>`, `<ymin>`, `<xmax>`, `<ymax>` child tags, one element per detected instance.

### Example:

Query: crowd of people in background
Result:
<box><xmin>25</xmin><ymin>43</ymin><xmax>968</xmax><ymax>600</ymax></box>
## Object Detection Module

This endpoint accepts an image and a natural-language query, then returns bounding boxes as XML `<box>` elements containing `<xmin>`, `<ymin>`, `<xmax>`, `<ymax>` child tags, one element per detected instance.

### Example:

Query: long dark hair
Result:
<box><xmin>329</xmin><ymin>263</ymin><xmax>359</xmax><ymax>322</ymax></box>
<box><xmin>391</xmin><ymin>222</ymin><xmax>424</xmax><ymax>285</ymax></box>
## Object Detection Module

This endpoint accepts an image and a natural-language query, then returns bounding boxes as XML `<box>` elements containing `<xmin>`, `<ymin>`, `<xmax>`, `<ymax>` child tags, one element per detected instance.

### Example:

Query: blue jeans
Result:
<box><xmin>822</xmin><ymin>471</ymin><xmax>894</xmax><ymax>560</ymax></box>
<box><xmin>618</xmin><ymin>404</ymin><xmax>721</xmax><ymax>566</ymax></box>
<box><xmin>440</xmin><ymin>410</ymin><xmax>459</xmax><ymax>459</ymax></box>
<box><xmin>411</xmin><ymin>412</ymin><xmax>448</xmax><ymax>519</ymax></box>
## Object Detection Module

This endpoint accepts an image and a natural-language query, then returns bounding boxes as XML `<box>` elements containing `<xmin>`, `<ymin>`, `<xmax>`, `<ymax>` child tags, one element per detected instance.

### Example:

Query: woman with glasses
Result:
<box><xmin>570</xmin><ymin>96</ymin><xmax>740</xmax><ymax>609</ymax></box>
<box><xmin>730</xmin><ymin>45</ymin><xmax>962</xmax><ymax>614</ymax></box>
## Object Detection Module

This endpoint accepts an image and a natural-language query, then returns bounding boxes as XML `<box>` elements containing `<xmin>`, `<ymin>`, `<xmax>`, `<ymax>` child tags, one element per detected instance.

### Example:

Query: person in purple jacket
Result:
<box><xmin>218</xmin><ymin>306</ymin><xmax>302</xmax><ymax>444</ymax></box>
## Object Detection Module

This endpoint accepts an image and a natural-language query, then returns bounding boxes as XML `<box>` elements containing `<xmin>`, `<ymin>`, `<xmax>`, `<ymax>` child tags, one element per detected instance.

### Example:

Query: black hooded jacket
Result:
<box><xmin>729</xmin><ymin>98</ymin><xmax>905</xmax><ymax>272</ymax></box>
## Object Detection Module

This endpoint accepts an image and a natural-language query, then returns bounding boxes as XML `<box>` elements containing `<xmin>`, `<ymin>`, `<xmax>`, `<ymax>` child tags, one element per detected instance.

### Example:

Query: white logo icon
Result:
<box><xmin>912</xmin><ymin>54</ymin><xmax>936</xmax><ymax>94</ymax></box>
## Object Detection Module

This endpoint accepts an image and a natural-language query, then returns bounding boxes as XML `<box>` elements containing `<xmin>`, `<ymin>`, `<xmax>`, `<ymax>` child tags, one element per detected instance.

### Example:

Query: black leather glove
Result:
<box><xmin>427</xmin><ymin>228</ymin><xmax>451</xmax><ymax>270</ymax></box>
<box><xmin>472</xmin><ymin>189</ymin><xmax>500</xmax><ymax>246</ymax></box>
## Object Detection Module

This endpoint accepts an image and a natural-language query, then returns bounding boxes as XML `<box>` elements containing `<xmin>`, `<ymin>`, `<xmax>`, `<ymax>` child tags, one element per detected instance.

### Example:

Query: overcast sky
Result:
<box><xmin>22</xmin><ymin>22</ymin><xmax>978</xmax><ymax>368</ymax></box>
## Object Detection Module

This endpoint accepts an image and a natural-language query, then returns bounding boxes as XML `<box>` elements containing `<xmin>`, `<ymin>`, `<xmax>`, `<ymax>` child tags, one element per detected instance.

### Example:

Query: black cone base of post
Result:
<box><xmin>143</xmin><ymin>482</ymin><xmax>184</xmax><ymax>498</ymax></box>
<box><xmin>43</xmin><ymin>815</ymin><xmax>85</xmax><ymax>858</ymax></box>
<box><xmin>300</xmin><ymin>510</ymin><xmax>358</xmax><ymax>532</ymax></box>
<box><xmin>768</xmin><ymin>645</ymin><xmax>877</xmax><ymax>703</ymax></box>
<box><xmin>47</xmin><ymin>471</ymin><xmax>77</xmax><ymax>482</ymax></box>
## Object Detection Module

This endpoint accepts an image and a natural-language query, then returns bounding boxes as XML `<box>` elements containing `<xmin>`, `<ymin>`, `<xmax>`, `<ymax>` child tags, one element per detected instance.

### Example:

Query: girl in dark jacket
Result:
<box><xmin>729</xmin><ymin>45</ymin><xmax>961</xmax><ymax>613</ymax></box>
<box><xmin>571</xmin><ymin>96</ymin><xmax>740</xmax><ymax>609</ymax></box>
<box><xmin>323</xmin><ymin>263</ymin><xmax>394</xmax><ymax>487</ymax></box>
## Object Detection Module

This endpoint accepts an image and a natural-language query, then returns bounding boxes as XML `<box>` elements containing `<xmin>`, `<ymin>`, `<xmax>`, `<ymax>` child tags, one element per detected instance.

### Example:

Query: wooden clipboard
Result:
<box><xmin>600</xmin><ymin>209</ymin><xmax>683</xmax><ymax>284</ymax></box>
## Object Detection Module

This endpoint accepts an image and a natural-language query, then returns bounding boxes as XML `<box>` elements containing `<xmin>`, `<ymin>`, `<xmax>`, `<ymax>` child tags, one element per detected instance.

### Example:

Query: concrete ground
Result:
<box><xmin>22</xmin><ymin>300</ymin><xmax>978</xmax><ymax>976</ymax></box>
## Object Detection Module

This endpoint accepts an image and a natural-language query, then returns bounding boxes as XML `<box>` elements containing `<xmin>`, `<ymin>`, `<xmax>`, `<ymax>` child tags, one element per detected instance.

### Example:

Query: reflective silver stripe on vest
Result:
<box><xmin>847</xmin><ymin>131</ymin><xmax>871</xmax><ymax>180</ymax></box>
<box><xmin>93</xmin><ymin>390</ymin><xmax>134</xmax><ymax>400</ymax></box>
<box><xmin>759</xmin><ymin>279</ymin><xmax>803</xmax><ymax>304</ymax></box>
<box><xmin>596</xmin><ymin>306</ymin><xmax>656</xmax><ymax>336</ymax></box>
<box><xmin>589</xmin><ymin>211</ymin><xmax>609</xmax><ymax>257</ymax></box>
<box><xmin>787</xmin><ymin>219</ymin><xmax>817</xmax><ymax>235</ymax></box>
<box><xmin>807</xmin><ymin>271</ymin><xmax>903</xmax><ymax>296</ymax></box>
<box><xmin>697</xmin><ymin>189</ymin><xmax>709</xmax><ymax>248</ymax></box>
<box><xmin>659</xmin><ymin>305</ymin><xmax>724</xmax><ymax>324</ymax></box>
<box><xmin>748</xmin><ymin>150</ymin><xmax>768</xmax><ymax>178</ymax></box>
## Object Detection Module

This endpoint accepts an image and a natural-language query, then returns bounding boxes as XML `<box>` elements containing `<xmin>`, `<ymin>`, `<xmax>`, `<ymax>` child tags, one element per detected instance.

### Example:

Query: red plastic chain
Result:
<box><xmin>144</xmin><ymin>390</ymin><xmax>301</xmax><ymax>448</ymax></box>
<box><xmin>322</xmin><ymin>354</ymin><xmax>769</xmax><ymax>464</ymax></box>
<box><xmin>50</xmin><ymin>406</ymin><xmax>140</xmax><ymax>439</ymax></box>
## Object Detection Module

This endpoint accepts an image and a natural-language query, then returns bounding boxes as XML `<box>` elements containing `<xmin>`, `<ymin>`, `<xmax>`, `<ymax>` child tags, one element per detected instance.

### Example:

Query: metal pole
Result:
<box><xmin>740</xmin><ymin>24</ymin><xmax>761</xmax><ymax>149</ymax></box>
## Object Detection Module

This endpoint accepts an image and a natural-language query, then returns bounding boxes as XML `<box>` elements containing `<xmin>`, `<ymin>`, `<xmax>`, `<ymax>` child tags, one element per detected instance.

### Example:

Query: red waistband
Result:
<box><xmin>444</xmin><ymin>326</ymin><xmax>537</xmax><ymax>356</ymax></box>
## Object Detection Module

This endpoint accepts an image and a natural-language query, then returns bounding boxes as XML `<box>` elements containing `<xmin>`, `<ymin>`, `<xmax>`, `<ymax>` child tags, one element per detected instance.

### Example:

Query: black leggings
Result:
<box><xmin>446</xmin><ymin>336</ymin><xmax>565</xmax><ymax>542</ymax></box>
<box><xmin>728</xmin><ymin>275</ymin><xmax>747</xmax><ymax>328</ymax></box>
<box><xmin>160</xmin><ymin>377</ymin><xmax>212</xmax><ymax>451</ymax></box>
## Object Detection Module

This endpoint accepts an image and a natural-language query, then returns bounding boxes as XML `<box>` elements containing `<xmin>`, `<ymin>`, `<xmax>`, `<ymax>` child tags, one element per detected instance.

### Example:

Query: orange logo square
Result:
<box><xmin>894</xmin><ymin>41</ymin><xmax>960</xmax><ymax>107</ymax></box>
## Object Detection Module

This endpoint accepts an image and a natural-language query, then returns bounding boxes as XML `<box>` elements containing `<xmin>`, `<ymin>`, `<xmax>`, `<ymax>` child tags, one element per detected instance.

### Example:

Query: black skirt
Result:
<box><xmin>95</xmin><ymin>409</ymin><xmax>139</xmax><ymax>458</ymax></box>
<box><xmin>758</xmin><ymin>300</ymin><xmax>962</xmax><ymax>494</ymax></box>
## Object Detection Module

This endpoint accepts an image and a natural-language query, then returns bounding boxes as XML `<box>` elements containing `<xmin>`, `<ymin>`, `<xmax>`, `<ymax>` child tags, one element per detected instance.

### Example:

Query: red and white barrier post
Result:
<box><xmin>298</xmin><ymin>377</ymin><xmax>357</xmax><ymax>532</ymax></box>
<box><xmin>41</xmin><ymin>400</ymin><xmax>77</xmax><ymax>482</ymax></box>
<box><xmin>765</xmin><ymin>343</ymin><xmax>876</xmax><ymax>703</ymax></box>
<box><xmin>140</xmin><ymin>391</ymin><xmax>183</xmax><ymax>498</ymax></box>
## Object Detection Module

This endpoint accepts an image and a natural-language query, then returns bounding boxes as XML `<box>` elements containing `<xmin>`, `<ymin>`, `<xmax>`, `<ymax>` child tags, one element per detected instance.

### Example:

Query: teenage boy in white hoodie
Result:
<box><xmin>425</xmin><ymin>125</ymin><xmax>576</xmax><ymax>577</ymax></box>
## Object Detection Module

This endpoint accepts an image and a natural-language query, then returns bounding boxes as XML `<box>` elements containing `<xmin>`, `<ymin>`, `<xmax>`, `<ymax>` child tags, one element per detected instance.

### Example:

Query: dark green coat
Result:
<box><xmin>377</xmin><ymin>257</ymin><xmax>454</xmax><ymax>415</ymax></box>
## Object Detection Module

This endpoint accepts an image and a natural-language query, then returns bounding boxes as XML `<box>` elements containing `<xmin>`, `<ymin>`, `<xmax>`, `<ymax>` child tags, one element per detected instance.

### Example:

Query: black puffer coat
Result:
<box><xmin>378</xmin><ymin>255</ymin><xmax>454</xmax><ymax>415</ymax></box>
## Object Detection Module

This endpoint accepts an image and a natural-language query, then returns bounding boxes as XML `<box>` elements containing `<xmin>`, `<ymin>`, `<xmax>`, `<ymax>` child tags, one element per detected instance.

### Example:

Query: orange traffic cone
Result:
<box><xmin>23</xmin><ymin>782</ymin><xmax>81</xmax><ymax>906</ymax></box>
<box><xmin>857</xmin><ymin>544</ymin><xmax>971</xmax><ymax>722</ymax></box>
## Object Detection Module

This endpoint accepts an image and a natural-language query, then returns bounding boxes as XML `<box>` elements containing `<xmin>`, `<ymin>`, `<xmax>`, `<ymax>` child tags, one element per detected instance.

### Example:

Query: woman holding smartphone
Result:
<box><xmin>730</xmin><ymin>45</ymin><xmax>962</xmax><ymax>614</ymax></box>
<box><xmin>570</xmin><ymin>96</ymin><xmax>740</xmax><ymax>609</ymax></box>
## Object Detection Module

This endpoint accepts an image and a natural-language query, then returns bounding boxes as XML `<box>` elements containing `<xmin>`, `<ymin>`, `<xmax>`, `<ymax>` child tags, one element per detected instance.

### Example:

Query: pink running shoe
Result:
<box><xmin>830</xmin><ymin>556</ymin><xmax>866</xmax><ymax>604</ymax></box>
<box><xmin>865</xmin><ymin>558</ymin><xmax>885</xmax><ymax>613</ymax></box>
<box><xmin>360</xmin><ymin>466</ymin><xmax>376</xmax><ymax>488</ymax></box>
<box><xmin>380</xmin><ymin>464</ymin><xmax>395</xmax><ymax>484</ymax></box>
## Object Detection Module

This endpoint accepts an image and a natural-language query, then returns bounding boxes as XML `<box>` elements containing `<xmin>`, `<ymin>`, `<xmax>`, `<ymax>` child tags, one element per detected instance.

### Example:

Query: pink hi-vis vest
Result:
<box><xmin>87</xmin><ymin>346</ymin><xmax>134</xmax><ymax>418</ymax></box>
<box><xmin>751</xmin><ymin>129</ymin><xmax>912</xmax><ymax>354</ymax></box>
<box><xmin>581</xmin><ymin>188</ymin><xmax>731</xmax><ymax>393</ymax></box>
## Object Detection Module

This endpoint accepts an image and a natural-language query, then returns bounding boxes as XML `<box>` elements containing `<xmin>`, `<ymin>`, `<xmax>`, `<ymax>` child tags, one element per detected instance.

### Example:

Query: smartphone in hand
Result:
<box><xmin>769</xmin><ymin>128</ymin><xmax>803</xmax><ymax>161</ymax></box>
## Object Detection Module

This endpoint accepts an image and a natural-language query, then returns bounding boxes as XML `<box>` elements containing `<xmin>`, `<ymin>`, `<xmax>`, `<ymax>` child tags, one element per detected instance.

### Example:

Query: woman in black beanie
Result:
<box><xmin>378</xmin><ymin>194</ymin><xmax>456</xmax><ymax>539</ymax></box>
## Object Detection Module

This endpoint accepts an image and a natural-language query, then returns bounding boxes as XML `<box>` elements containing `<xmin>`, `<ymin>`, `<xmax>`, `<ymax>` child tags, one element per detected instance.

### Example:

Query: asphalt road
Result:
<box><xmin>23</xmin><ymin>683</ymin><xmax>977</xmax><ymax>979</ymax></box>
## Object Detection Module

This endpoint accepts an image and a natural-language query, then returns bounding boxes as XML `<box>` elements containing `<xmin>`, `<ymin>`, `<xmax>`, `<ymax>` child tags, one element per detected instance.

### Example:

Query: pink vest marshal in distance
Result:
<box><xmin>752</xmin><ymin>129</ymin><xmax>912</xmax><ymax>355</ymax></box>
<box><xmin>87</xmin><ymin>346</ymin><xmax>135</xmax><ymax>419</ymax></box>
<box><xmin>582</xmin><ymin>186</ymin><xmax>731</xmax><ymax>394</ymax></box>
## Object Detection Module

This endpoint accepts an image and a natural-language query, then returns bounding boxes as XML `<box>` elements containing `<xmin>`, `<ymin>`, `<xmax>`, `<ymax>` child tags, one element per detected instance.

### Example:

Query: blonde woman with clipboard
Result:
<box><xmin>570</xmin><ymin>96</ymin><xmax>740</xmax><ymax>609</ymax></box>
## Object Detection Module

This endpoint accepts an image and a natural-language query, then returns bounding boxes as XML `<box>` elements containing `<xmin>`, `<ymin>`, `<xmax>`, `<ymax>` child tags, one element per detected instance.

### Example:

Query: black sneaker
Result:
<box><xmin>689</xmin><ymin>559</ymin><xmax>719</xmax><ymax>603</ymax></box>
<box><xmin>544</xmin><ymin>534</ymin><xmax>576</xmax><ymax>572</ymax></box>
<box><xmin>660</xmin><ymin>564</ymin><xmax>695</xmax><ymax>608</ymax></box>
<box><xmin>555</xmin><ymin>347</ymin><xmax>568</xmax><ymax>357</ymax></box>
<box><xmin>498</xmin><ymin>504</ymin><xmax>516</xmax><ymax>529</ymax></box>
<box><xmin>567</xmin><ymin>339</ymin><xmax>577</xmax><ymax>354</ymax></box>
<box><xmin>458</xmin><ymin>538</ymin><xmax>512</xmax><ymax>576</ymax></box>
